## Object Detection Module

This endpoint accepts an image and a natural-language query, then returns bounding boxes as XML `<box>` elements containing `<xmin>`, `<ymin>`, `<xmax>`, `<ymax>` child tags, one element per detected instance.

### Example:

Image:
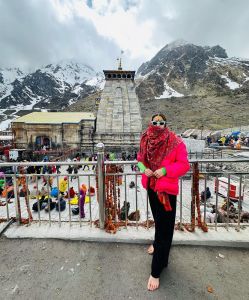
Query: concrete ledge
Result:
<box><xmin>0</xmin><ymin>223</ymin><xmax>7</xmax><ymax>235</ymax></box>
<box><xmin>3</xmin><ymin>222</ymin><xmax>249</xmax><ymax>248</ymax></box>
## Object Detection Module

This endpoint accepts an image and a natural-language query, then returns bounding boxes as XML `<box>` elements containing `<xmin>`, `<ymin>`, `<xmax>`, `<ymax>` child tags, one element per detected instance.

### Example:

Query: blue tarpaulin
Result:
<box><xmin>231</xmin><ymin>131</ymin><xmax>241</xmax><ymax>136</ymax></box>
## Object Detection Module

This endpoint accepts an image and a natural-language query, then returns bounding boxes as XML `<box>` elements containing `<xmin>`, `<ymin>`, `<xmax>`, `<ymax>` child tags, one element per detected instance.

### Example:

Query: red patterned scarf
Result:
<box><xmin>139</xmin><ymin>125</ymin><xmax>182</xmax><ymax>211</ymax></box>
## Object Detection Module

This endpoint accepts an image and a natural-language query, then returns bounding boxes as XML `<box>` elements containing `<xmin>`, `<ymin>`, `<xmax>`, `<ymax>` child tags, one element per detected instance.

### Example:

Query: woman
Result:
<box><xmin>137</xmin><ymin>113</ymin><xmax>190</xmax><ymax>291</ymax></box>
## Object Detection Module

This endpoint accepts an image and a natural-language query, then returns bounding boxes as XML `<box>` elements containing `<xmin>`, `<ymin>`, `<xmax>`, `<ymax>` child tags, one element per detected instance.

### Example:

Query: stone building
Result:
<box><xmin>11</xmin><ymin>64</ymin><xmax>143</xmax><ymax>153</ymax></box>
<box><xmin>95</xmin><ymin>67</ymin><xmax>142</xmax><ymax>151</ymax></box>
<box><xmin>11</xmin><ymin>112</ymin><xmax>95</xmax><ymax>149</ymax></box>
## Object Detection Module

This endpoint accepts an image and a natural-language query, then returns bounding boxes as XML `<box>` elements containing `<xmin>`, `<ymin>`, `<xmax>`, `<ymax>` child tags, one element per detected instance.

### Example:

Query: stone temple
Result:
<box><xmin>11</xmin><ymin>62</ymin><xmax>143</xmax><ymax>153</ymax></box>
<box><xmin>94</xmin><ymin>64</ymin><xmax>142</xmax><ymax>151</ymax></box>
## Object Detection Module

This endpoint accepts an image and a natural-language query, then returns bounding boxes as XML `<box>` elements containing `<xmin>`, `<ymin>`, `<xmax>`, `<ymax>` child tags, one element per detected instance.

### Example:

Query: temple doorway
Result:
<box><xmin>35</xmin><ymin>136</ymin><xmax>51</xmax><ymax>149</ymax></box>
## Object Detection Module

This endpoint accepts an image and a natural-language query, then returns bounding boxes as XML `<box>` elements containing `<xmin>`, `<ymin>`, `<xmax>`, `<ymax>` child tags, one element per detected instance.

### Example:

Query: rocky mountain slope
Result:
<box><xmin>136</xmin><ymin>40</ymin><xmax>249</xmax><ymax>99</ymax></box>
<box><xmin>0</xmin><ymin>61</ymin><xmax>104</xmax><ymax>129</ymax></box>
<box><xmin>135</xmin><ymin>40</ymin><xmax>249</xmax><ymax>131</ymax></box>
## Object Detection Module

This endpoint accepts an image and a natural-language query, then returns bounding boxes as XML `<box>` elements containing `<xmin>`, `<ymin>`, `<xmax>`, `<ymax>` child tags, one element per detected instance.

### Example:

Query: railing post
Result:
<box><xmin>13</xmin><ymin>174</ymin><xmax>21</xmax><ymax>225</ymax></box>
<box><xmin>96</xmin><ymin>143</ymin><xmax>105</xmax><ymax>229</ymax></box>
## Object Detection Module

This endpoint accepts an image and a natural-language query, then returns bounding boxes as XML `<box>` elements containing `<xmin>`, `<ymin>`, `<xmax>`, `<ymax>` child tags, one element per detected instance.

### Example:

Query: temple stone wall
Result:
<box><xmin>96</xmin><ymin>79</ymin><xmax>142</xmax><ymax>134</ymax></box>
<box><xmin>12</xmin><ymin>120</ymin><xmax>95</xmax><ymax>149</ymax></box>
<box><xmin>95</xmin><ymin>70</ymin><xmax>142</xmax><ymax>149</ymax></box>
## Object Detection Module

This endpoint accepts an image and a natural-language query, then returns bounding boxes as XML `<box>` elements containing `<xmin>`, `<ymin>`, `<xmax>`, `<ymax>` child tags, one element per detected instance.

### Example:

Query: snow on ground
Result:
<box><xmin>155</xmin><ymin>82</ymin><xmax>184</xmax><ymax>99</ymax></box>
<box><xmin>221</xmin><ymin>75</ymin><xmax>241</xmax><ymax>90</ymax></box>
<box><xmin>1</xmin><ymin>164</ymin><xmax>249</xmax><ymax>226</ymax></box>
<box><xmin>0</xmin><ymin>118</ymin><xmax>12</xmax><ymax>130</ymax></box>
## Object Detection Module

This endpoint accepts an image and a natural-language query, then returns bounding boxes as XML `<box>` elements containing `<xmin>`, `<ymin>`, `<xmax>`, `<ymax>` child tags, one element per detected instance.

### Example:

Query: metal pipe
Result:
<box><xmin>1</xmin><ymin>157</ymin><xmax>249</xmax><ymax>168</ymax></box>
<box><xmin>226</xmin><ymin>174</ymin><xmax>231</xmax><ymax>231</ymax></box>
<box><xmin>215</xmin><ymin>175</ymin><xmax>219</xmax><ymax>231</ymax></box>
<box><xmin>77</xmin><ymin>175</ymin><xmax>82</xmax><ymax>227</ymax></box>
<box><xmin>203</xmin><ymin>175</ymin><xmax>207</xmax><ymax>223</ymax></box>
<box><xmin>13</xmin><ymin>174</ymin><xmax>21</xmax><ymax>225</ymax></box>
<box><xmin>3</xmin><ymin>175</ymin><xmax>9</xmax><ymax>221</ymax></box>
<box><xmin>114</xmin><ymin>174</ymin><xmax>117</xmax><ymax>223</ymax></box>
<box><xmin>67</xmin><ymin>175</ymin><xmax>71</xmax><ymax>227</ymax></box>
<box><xmin>96</xmin><ymin>143</ymin><xmax>105</xmax><ymax>229</ymax></box>
<box><xmin>56</xmin><ymin>176</ymin><xmax>61</xmax><ymax>227</ymax></box>
<box><xmin>237</xmin><ymin>175</ymin><xmax>242</xmax><ymax>232</ymax></box>
<box><xmin>124</xmin><ymin>174</ymin><xmax>127</xmax><ymax>228</ymax></box>
<box><xmin>88</xmin><ymin>175</ymin><xmax>92</xmax><ymax>226</ymax></box>
<box><xmin>0</xmin><ymin>218</ymin><xmax>15</xmax><ymax>236</ymax></box>
<box><xmin>135</xmin><ymin>174</ymin><xmax>138</xmax><ymax>229</ymax></box>
<box><xmin>26</xmin><ymin>177</ymin><xmax>31</xmax><ymax>224</ymax></box>
<box><xmin>46</xmin><ymin>175</ymin><xmax>51</xmax><ymax>226</ymax></box>
<box><xmin>35</xmin><ymin>176</ymin><xmax>41</xmax><ymax>226</ymax></box>
<box><xmin>180</xmin><ymin>178</ymin><xmax>183</xmax><ymax>228</ymax></box>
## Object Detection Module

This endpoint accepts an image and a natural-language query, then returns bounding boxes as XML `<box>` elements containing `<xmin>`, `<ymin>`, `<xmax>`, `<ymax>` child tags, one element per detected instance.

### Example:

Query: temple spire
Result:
<box><xmin>117</xmin><ymin>50</ymin><xmax>124</xmax><ymax>70</ymax></box>
<box><xmin>118</xmin><ymin>57</ymin><xmax>122</xmax><ymax>70</ymax></box>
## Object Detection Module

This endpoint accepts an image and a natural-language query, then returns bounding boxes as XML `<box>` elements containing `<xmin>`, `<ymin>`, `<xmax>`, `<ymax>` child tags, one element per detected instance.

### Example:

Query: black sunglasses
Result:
<box><xmin>151</xmin><ymin>121</ymin><xmax>166</xmax><ymax>126</ymax></box>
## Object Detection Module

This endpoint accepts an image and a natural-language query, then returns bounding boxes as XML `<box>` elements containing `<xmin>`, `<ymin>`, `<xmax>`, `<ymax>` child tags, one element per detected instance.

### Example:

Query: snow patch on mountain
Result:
<box><xmin>136</xmin><ymin>69</ymin><xmax>155</xmax><ymax>79</ymax></box>
<box><xmin>243</xmin><ymin>73</ymin><xmax>249</xmax><ymax>82</ymax></box>
<box><xmin>155</xmin><ymin>82</ymin><xmax>184</xmax><ymax>99</ymax></box>
<box><xmin>41</xmin><ymin>61</ymin><xmax>96</xmax><ymax>85</ymax></box>
<box><xmin>221</xmin><ymin>75</ymin><xmax>241</xmax><ymax>90</ymax></box>
<box><xmin>211</xmin><ymin>57</ymin><xmax>244</xmax><ymax>67</ymax></box>
<box><xmin>161</xmin><ymin>39</ymin><xmax>189</xmax><ymax>53</ymax></box>
<box><xmin>72</xmin><ymin>85</ymin><xmax>83</xmax><ymax>94</ymax></box>
<box><xmin>0</xmin><ymin>68</ymin><xmax>26</xmax><ymax>99</ymax></box>
<box><xmin>85</xmin><ymin>73</ymin><xmax>105</xmax><ymax>89</ymax></box>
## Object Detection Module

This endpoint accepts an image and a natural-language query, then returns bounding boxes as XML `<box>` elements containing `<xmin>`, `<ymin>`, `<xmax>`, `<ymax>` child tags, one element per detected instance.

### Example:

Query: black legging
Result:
<box><xmin>148</xmin><ymin>188</ymin><xmax>177</xmax><ymax>278</ymax></box>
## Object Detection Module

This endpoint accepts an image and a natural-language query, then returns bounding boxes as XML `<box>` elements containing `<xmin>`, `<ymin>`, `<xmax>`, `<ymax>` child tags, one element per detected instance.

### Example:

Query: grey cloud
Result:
<box><xmin>0</xmin><ymin>0</ymin><xmax>121</xmax><ymax>71</ymax></box>
<box><xmin>138</xmin><ymin>0</ymin><xmax>249</xmax><ymax>59</ymax></box>
<box><xmin>0</xmin><ymin>0</ymin><xmax>249</xmax><ymax>73</ymax></box>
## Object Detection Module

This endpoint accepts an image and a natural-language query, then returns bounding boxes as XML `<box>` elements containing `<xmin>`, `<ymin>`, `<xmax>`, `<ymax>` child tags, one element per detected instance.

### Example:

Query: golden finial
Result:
<box><xmin>117</xmin><ymin>50</ymin><xmax>124</xmax><ymax>70</ymax></box>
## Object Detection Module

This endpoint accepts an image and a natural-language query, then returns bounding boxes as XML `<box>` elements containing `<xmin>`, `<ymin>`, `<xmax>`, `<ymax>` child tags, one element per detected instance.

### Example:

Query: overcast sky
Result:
<box><xmin>0</xmin><ymin>0</ymin><xmax>249</xmax><ymax>72</ymax></box>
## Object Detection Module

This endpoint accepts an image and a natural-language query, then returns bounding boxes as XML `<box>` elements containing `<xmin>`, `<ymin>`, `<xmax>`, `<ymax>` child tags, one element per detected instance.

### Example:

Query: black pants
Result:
<box><xmin>148</xmin><ymin>188</ymin><xmax>177</xmax><ymax>278</ymax></box>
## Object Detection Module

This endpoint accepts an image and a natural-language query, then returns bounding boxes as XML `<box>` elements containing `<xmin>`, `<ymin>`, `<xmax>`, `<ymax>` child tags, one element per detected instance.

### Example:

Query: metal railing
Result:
<box><xmin>1</xmin><ymin>147</ymin><xmax>249</xmax><ymax>232</ymax></box>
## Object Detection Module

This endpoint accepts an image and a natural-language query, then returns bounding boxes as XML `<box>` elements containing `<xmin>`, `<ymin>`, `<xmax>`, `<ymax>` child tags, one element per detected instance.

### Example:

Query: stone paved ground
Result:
<box><xmin>0</xmin><ymin>237</ymin><xmax>249</xmax><ymax>300</ymax></box>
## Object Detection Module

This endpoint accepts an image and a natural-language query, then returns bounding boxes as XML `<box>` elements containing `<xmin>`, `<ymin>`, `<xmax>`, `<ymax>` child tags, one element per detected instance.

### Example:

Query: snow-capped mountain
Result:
<box><xmin>135</xmin><ymin>40</ymin><xmax>249</xmax><ymax>100</ymax></box>
<box><xmin>0</xmin><ymin>60</ymin><xmax>104</xmax><ymax>129</ymax></box>
<box><xmin>134</xmin><ymin>41</ymin><xmax>249</xmax><ymax>131</ymax></box>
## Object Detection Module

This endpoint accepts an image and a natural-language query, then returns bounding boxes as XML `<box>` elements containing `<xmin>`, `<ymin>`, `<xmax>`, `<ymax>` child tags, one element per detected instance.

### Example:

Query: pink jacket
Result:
<box><xmin>139</xmin><ymin>142</ymin><xmax>190</xmax><ymax>195</ymax></box>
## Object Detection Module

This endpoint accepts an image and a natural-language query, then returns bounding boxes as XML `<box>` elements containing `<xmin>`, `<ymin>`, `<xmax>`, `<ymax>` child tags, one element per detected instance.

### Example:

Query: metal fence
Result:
<box><xmin>1</xmin><ymin>146</ymin><xmax>249</xmax><ymax>232</ymax></box>
<box><xmin>188</xmin><ymin>149</ymin><xmax>224</xmax><ymax>160</ymax></box>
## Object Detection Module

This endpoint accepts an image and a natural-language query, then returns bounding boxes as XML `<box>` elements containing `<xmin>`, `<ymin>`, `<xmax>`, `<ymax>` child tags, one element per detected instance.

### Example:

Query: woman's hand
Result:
<box><xmin>144</xmin><ymin>168</ymin><xmax>154</xmax><ymax>177</ymax></box>
<box><xmin>154</xmin><ymin>168</ymin><xmax>164</xmax><ymax>178</ymax></box>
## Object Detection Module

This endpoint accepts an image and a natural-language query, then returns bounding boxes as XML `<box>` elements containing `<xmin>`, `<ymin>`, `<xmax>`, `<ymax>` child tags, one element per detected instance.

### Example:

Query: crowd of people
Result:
<box><xmin>200</xmin><ymin>186</ymin><xmax>249</xmax><ymax>224</ymax></box>
<box><xmin>0</xmin><ymin>150</ymin><xmax>139</xmax><ymax>209</ymax></box>
<box><xmin>207</xmin><ymin>134</ymin><xmax>249</xmax><ymax>149</ymax></box>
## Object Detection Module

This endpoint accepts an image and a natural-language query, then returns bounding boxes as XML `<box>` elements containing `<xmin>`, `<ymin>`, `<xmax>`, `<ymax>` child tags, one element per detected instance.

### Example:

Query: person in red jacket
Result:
<box><xmin>137</xmin><ymin>113</ymin><xmax>190</xmax><ymax>291</ymax></box>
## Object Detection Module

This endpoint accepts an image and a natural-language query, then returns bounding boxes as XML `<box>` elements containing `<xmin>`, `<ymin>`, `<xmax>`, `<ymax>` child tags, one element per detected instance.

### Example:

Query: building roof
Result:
<box><xmin>0</xmin><ymin>136</ymin><xmax>13</xmax><ymax>140</ymax></box>
<box><xmin>103</xmin><ymin>70</ymin><xmax>135</xmax><ymax>73</ymax></box>
<box><xmin>12</xmin><ymin>112</ymin><xmax>95</xmax><ymax>124</ymax></box>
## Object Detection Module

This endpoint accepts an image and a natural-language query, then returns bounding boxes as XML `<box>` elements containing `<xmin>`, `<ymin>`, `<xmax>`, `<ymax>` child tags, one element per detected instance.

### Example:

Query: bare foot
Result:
<box><xmin>147</xmin><ymin>244</ymin><xmax>154</xmax><ymax>255</ymax></box>
<box><xmin>147</xmin><ymin>275</ymin><xmax>159</xmax><ymax>291</ymax></box>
